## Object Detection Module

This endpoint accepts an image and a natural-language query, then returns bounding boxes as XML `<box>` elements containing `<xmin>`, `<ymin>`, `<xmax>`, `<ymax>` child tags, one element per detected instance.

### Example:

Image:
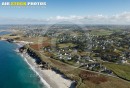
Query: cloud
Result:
<box><xmin>47</xmin><ymin>12</ymin><xmax>130</xmax><ymax>24</ymax></box>
<box><xmin>47</xmin><ymin>15</ymin><xmax>84</xmax><ymax>21</ymax></box>
<box><xmin>1</xmin><ymin>12</ymin><xmax>130</xmax><ymax>24</ymax></box>
<box><xmin>110</xmin><ymin>12</ymin><xmax>130</xmax><ymax>22</ymax></box>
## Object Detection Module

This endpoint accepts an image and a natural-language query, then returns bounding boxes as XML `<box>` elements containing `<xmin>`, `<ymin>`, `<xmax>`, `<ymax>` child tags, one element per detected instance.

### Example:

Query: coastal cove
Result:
<box><xmin>0</xmin><ymin>41</ymin><xmax>47</xmax><ymax>88</ymax></box>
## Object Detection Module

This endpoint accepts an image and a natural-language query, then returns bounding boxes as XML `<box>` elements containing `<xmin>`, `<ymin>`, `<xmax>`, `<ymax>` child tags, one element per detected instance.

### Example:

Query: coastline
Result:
<box><xmin>20</xmin><ymin>53</ymin><xmax>51</xmax><ymax>88</ymax></box>
<box><xmin>18</xmin><ymin>48</ymin><xmax>74</xmax><ymax>88</ymax></box>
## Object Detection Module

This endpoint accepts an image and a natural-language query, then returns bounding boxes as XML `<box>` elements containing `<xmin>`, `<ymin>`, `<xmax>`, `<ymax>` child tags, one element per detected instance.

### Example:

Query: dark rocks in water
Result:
<box><xmin>6</xmin><ymin>39</ymin><xmax>14</xmax><ymax>43</ymax></box>
<box><xmin>19</xmin><ymin>47</ymin><xmax>25</xmax><ymax>53</ymax></box>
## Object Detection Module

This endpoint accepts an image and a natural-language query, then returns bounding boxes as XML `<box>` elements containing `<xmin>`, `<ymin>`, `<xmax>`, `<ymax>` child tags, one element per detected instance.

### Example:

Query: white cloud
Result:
<box><xmin>1</xmin><ymin>12</ymin><xmax>130</xmax><ymax>24</ymax></box>
<box><xmin>48</xmin><ymin>15</ymin><xmax>84</xmax><ymax>21</ymax></box>
<box><xmin>50</xmin><ymin>12</ymin><xmax>130</xmax><ymax>24</ymax></box>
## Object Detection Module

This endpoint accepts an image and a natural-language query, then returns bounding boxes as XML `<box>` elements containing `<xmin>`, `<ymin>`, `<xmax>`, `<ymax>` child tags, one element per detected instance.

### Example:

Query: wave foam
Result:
<box><xmin>20</xmin><ymin>54</ymin><xmax>51</xmax><ymax>88</ymax></box>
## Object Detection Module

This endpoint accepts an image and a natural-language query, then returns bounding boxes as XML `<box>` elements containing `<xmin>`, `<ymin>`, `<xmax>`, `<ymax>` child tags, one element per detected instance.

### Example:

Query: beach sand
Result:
<box><xmin>20</xmin><ymin>52</ymin><xmax>74</xmax><ymax>88</ymax></box>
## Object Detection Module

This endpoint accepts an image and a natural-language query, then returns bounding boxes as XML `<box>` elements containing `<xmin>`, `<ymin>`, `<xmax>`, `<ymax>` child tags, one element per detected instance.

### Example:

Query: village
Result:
<box><xmin>1</xmin><ymin>24</ymin><xmax>130</xmax><ymax>87</ymax></box>
<box><xmin>16</xmin><ymin>24</ymin><xmax>130</xmax><ymax>77</ymax></box>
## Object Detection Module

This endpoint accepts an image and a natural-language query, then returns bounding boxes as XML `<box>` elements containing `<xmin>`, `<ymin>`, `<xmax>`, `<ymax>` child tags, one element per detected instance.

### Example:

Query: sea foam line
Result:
<box><xmin>20</xmin><ymin>53</ymin><xmax>51</xmax><ymax>88</ymax></box>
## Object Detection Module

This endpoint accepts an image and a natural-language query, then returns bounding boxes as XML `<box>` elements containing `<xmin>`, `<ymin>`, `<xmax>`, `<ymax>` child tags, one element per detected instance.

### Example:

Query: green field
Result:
<box><xmin>58</xmin><ymin>43</ymin><xmax>76</xmax><ymax>48</ymax></box>
<box><xmin>103</xmin><ymin>62</ymin><xmax>130</xmax><ymax>80</ymax></box>
<box><xmin>89</xmin><ymin>29</ymin><xmax>113</xmax><ymax>36</ymax></box>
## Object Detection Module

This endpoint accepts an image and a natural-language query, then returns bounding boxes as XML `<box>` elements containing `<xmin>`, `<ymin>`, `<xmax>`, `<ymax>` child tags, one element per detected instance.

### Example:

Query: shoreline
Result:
<box><xmin>2</xmin><ymin>40</ymin><xmax>75</xmax><ymax>88</ymax></box>
<box><xmin>18</xmin><ymin>49</ymin><xmax>74</xmax><ymax>88</ymax></box>
<box><xmin>20</xmin><ymin>53</ymin><xmax>51</xmax><ymax>88</ymax></box>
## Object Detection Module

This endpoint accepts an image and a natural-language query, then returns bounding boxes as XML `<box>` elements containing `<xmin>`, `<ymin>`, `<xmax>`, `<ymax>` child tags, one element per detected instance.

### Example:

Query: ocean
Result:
<box><xmin>0</xmin><ymin>41</ymin><xmax>47</xmax><ymax>88</ymax></box>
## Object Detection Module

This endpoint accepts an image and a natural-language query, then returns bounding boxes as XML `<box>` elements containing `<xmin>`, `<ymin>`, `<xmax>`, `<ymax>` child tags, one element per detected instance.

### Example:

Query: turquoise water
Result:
<box><xmin>0</xmin><ymin>41</ymin><xmax>46</xmax><ymax>88</ymax></box>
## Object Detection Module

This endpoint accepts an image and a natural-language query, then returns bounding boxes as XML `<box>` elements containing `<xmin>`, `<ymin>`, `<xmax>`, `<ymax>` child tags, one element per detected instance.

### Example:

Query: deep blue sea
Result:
<box><xmin>0</xmin><ymin>41</ymin><xmax>46</xmax><ymax>88</ymax></box>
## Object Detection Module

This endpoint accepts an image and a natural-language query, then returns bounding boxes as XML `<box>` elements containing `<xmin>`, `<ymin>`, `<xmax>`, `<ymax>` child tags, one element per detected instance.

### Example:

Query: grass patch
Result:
<box><xmin>58</xmin><ymin>43</ymin><xmax>76</xmax><ymax>48</ymax></box>
<box><xmin>103</xmin><ymin>62</ymin><xmax>130</xmax><ymax>80</ymax></box>
<box><xmin>89</xmin><ymin>29</ymin><xmax>113</xmax><ymax>36</ymax></box>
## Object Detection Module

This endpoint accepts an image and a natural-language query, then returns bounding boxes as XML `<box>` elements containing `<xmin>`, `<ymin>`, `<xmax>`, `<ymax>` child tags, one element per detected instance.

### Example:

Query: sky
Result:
<box><xmin>0</xmin><ymin>0</ymin><xmax>130</xmax><ymax>24</ymax></box>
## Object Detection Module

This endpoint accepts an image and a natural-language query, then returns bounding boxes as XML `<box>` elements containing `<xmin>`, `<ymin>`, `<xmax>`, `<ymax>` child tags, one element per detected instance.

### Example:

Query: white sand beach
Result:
<box><xmin>20</xmin><ymin>52</ymin><xmax>74</xmax><ymax>88</ymax></box>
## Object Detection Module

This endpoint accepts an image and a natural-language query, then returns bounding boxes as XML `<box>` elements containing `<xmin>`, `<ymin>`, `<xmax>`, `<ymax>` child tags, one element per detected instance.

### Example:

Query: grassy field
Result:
<box><xmin>19</xmin><ymin>37</ymin><xmax>50</xmax><ymax>44</ymax></box>
<box><xmin>103</xmin><ymin>62</ymin><xmax>130</xmax><ymax>80</ymax></box>
<box><xmin>89</xmin><ymin>29</ymin><xmax>113</xmax><ymax>36</ymax></box>
<box><xmin>58</xmin><ymin>43</ymin><xmax>76</xmax><ymax>48</ymax></box>
<box><xmin>127</xmin><ymin>60</ymin><xmax>130</xmax><ymax>63</ymax></box>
